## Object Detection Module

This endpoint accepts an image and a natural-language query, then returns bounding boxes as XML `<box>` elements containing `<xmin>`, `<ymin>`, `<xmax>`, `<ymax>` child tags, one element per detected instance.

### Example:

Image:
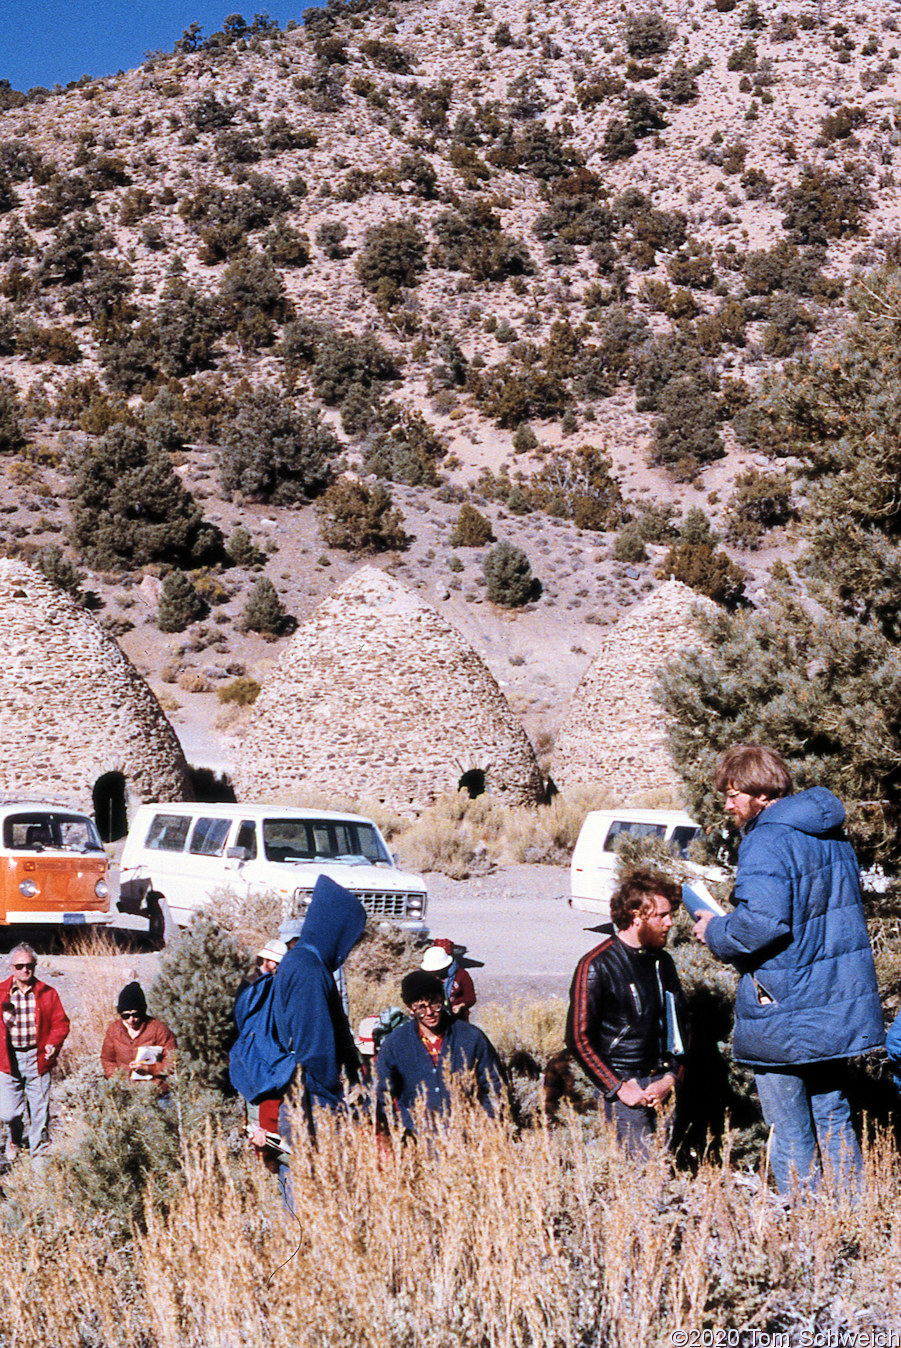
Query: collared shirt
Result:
<box><xmin>9</xmin><ymin>983</ymin><xmax>37</xmax><ymax>1050</ymax></box>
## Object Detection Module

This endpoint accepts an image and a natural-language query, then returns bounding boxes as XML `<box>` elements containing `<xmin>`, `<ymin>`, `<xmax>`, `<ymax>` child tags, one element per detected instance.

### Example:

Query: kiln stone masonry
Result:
<box><xmin>235</xmin><ymin>566</ymin><xmax>544</xmax><ymax>815</ymax></box>
<box><xmin>552</xmin><ymin>579</ymin><xmax>715</xmax><ymax>801</ymax></box>
<box><xmin>0</xmin><ymin>560</ymin><xmax>191</xmax><ymax>824</ymax></box>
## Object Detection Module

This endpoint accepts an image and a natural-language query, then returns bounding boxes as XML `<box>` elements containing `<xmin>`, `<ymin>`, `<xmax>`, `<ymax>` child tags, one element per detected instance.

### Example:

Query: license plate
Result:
<box><xmin>63</xmin><ymin>913</ymin><xmax>86</xmax><ymax>924</ymax></box>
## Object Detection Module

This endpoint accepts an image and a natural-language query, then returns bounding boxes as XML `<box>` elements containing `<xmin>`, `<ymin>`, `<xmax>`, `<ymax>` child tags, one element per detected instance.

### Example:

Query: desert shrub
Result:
<box><xmin>150</xmin><ymin>911</ymin><xmax>250</xmax><ymax>1092</ymax></box>
<box><xmin>217</xmin><ymin>676</ymin><xmax>261</xmax><ymax>706</ymax></box>
<box><xmin>448</xmin><ymin>143</ymin><xmax>492</xmax><ymax>187</ymax></box>
<box><xmin>658</xmin><ymin>540</ymin><xmax>746</xmax><ymax>607</ymax></box>
<box><xmin>218</xmin><ymin>251</ymin><xmax>291</xmax><ymax>348</ymax></box>
<box><xmin>69</xmin><ymin>422</ymin><xmax>220</xmax><ymax>569</ymax></box>
<box><xmin>415</xmin><ymin>80</ymin><xmax>453</xmax><ymax>129</ymax></box>
<box><xmin>484</xmin><ymin>540</ymin><xmax>540</xmax><ymax>606</ymax></box>
<box><xmin>523</xmin><ymin>443</ymin><xmax>623</xmax><ymax>530</ymax></box>
<box><xmin>362</xmin><ymin>407</ymin><xmax>446</xmax><ymax>486</ymax></box>
<box><xmin>359</xmin><ymin>38</ymin><xmax>415</xmax><ymax>72</ymax></box>
<box><xmin>356</xmin><ymin>219</ymin><xmax>427</xmax><ymax>308</ymax></box>
<box><xmin>263</xmin><ymin>221</ymin><xmax>311</xmax><ymax>267</ymax></box>
<box><xmin>533</xmin><ymin>193</ymin><xmax>614</xmax><ymax>249</ymax></box>
<box><xmin>155</xmin><ymin>281</ymin><xmax>219</xmax><ymax>376</ymax></box>
<box><xmin>659</xmin><ymin>59</ymin><xmax>699</xmax><ymax>103</ymax></box>
<box><xmin>242</xmin><ymin>576</ymin><xmax>289</xmax><ymax>636</ymax></box>
<box><xmin>491</xmin><ymin>120</ymin><xmax>581</xmax><ymax>180</ymax></box>
<box><xmin>226</xmin><ymin>526</ymin><xmax>266</xmax><ymax>567</ymax></box>
<box><xmin>317</xmin><ymin>478</ymin><xmax>409</xmax><ymax>552</ymax></box>
<box><xmin>433</xmin><ymin>202</ymin><xmax>533</xmax><ymax>282</ymax></box>
<box><xmin>722</xmin><ymin>468</ymin><xmax>795</xmax><ymax>547</ymax></box>
<box><xmin>52</xmin><ymin>1073</ymin><xmax>187</xmax><ymax>1239</ymax></box>
<box><xmin>34</xmin><ymin>545</ymin><xmax>85</xmax><ymax>600</ymax></box>
<box><xmin>741</xmin><ymin>239</ymin><xmax>833</xmax><ymax>297</ymax></box>
<box><xmin>451</xmin><ymin>503</ymin><xmax>495</xmax><ymax>547</ymax></box>
<box><xmin>624</xmin><ymin>89</ymin><xmax>667</xmax><ymax>139</ymax></box>
<box><xmin>315</xmin><ymin>220</ymin><xmax>348</xmax><ymax>258</ymax></box>
<box><xmin>0</xmin><ymin>376</ymin><xmax>26</xmax><ymax>454</ymax></box>
<box><xmin>575</xmin><ymin>73</ymin><xmax>626</xmax><ymax>107</ymax></box>
<box><xmin>818</xmin><ymin>105</ymin><xmax>867</xmax><ymax>144</ymax></box>
<box><xmin>392</xmin><ymin>155</ymin><xmax>438</xmax><ymax>200</ymax></box>
<box><xmin>601</xmin><ymin>118</ymin><xmax>636</xmax><ymax>161</ymax></box>
<box><xmin>473</xmin><ymin>355</ymin><xmax>568</xmax><ymax>427</ymax></box>
<box><xmin>780</xmin><ymin>166</ymin><xmax>872</xmax><ymax>244</ymax></box>
<box><xmin>612</xmin><ymin>522</ymin><xmax>648</xmax><ymax>562</ymax></box>
<box><xmin>761</xmin><ymin>294</ymin><xmax>817</xmax><ymax>357</ymax></box>
<box><xmin>628</xmin><ymin>500</ymin><xmax>679</xmax><ymax>543</ymax></box>
<box><xmin>727</xmin><ymin>39</ymin><xmax>757</xmax><ymax>72</ymax></box>
<box><xmin>298</xmin><ymin>325</ymin><xmax>401</xmax><ymax>405</ymax></box>
<box><xmin>15</xmin><ymin>321</ymin><xmax>80</xmax><ymax>365</ymax></box>
<box><xmin>189</xmin><ymin>93</ymin><xmax>236</xmax><ymax>131</ymax></box>
<box><xmin>624</xmin><ymin>11</ymin><xmax>675</xmax><ymax>56</ymax></box>
<box><xmin>649</xmin><ymin>376</ymin><xmax>725</xmax><ymax>475</ymax></box>
<box><xmin>158</xmin><ymin>569</ymin><xmax>207</xmax><ymax>632</ymax></box>
<box><xmin>219</xmin><ymin>385</ymin><xmax>338</xmax><ymax>504</ymax></box>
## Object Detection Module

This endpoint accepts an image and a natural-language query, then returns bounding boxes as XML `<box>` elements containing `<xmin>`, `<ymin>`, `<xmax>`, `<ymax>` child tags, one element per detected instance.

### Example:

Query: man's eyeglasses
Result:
<box><xmin>12</xmin><ymin>962</ymin><xmax>35</xmax><ymax>971</ymax></box>
<box><xmin>409</xmin><ymin>999</ymin><xmax>444</xmax><ymax>1015</ymax></box>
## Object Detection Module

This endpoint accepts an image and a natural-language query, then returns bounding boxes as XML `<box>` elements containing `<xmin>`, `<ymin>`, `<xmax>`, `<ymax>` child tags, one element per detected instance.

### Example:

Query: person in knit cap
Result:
<box><xmin>420</xmin><ymin>938</ymin><xmax>476</xmax><ymax>1020</ymax></box>
<box><xmin>101</xmin><ymin>982</ymin><xmax>177</xmax><ymax>1091</ymax></box>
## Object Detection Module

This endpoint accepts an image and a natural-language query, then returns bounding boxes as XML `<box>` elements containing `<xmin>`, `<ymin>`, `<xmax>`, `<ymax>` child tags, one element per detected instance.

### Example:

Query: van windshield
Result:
<box><xmin>262</xmin><ymin>818</ymin><xmax>391</xmax><ymax>866</ymax></box>
<box><xmin>4</xmin><ymin>813</ymin><xmax>104</xmax><ymax>853</ymax></box>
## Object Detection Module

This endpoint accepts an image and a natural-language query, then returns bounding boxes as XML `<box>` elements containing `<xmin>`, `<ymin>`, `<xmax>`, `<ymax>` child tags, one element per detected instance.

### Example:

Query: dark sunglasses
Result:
<box><xmin>13</xmin><ymin>962</ymin><xmax>35</xmax><ymax>971</ymax></box>
<box><xmin>120</xmin><ymin>1010</ymin><xmax>142</xmax><ymax>1020</ymax></box>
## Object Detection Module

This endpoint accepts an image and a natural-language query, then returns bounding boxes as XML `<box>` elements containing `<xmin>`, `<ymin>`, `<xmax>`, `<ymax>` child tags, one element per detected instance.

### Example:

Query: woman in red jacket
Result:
<box><xmin>101</xmin><ymin>982</ymin><xmax>177</xmax><ymax>1093</ymax></box>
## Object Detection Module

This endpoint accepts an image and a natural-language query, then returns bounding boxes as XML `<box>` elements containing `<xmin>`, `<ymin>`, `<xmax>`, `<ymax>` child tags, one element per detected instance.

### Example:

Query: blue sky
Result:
<box><xmin>0</xmin><ymin>2</ymin><xmax>311</xmax><ymax>92</ymax></box>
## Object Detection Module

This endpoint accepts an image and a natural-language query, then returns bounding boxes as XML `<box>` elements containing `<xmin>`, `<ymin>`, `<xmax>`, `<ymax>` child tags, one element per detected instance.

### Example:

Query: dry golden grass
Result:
<box><xmin>4</xmin><ymin>1094</ymin><xmax>901</xmax><ymax>1347</ymax></box>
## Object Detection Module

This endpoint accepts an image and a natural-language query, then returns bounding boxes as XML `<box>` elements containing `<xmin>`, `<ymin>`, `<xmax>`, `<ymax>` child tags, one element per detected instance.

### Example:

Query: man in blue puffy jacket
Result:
<box><xmin>694</xmin><ymin>744</ymin><xmax>884</xmax><ymax>1196</ymax></box>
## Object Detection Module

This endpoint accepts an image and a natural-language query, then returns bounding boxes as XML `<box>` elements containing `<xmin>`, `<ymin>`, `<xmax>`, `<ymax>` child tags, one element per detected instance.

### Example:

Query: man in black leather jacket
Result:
<box><xmin>566</xmin><ymin>867</ymin><xmax>687</xmax><ymax>1154</ymax></box>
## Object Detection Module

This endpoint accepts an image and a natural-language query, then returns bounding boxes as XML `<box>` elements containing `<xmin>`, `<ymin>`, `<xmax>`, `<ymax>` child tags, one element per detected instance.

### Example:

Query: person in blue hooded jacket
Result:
<box><xmin>273</xmin><ymin>875</ymin><xmax>366</xmax><ymax>1129</ymax></box>
<box><xmin>694</xmin><ymin>744</ymin><xmax>883</xmax><ymax>1197</ymax></box>
<box><xmin>229</xmin><ymin>939</ymin><xmax>295</xmax><ymax>1165</ymax></box>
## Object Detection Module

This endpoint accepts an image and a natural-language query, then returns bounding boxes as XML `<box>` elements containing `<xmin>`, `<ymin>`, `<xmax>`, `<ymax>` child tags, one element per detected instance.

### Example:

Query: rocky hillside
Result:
<box><xmin>0</xmin><ymin>0</ymin><xmax>896</xmax><ymax>777</ymax></box>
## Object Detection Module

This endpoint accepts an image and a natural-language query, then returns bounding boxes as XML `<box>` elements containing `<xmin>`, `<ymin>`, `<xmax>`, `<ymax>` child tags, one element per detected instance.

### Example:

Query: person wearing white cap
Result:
<box><xmin>229</xmin><ymin>936</ymin><xmax>294</xmax><ymax>1164</ymax></box>
<box><xmin>420</xmin><ymin>939</ymin><xmax>476</xmax><ymax>1021</ymax></box>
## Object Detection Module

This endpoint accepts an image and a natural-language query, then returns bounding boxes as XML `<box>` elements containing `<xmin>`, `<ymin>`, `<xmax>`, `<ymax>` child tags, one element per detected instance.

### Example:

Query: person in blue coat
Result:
<box><xmin>694</xmin><ymin>744</ymin><xmax>884</xmax><ymax>1197</ymax></box>
<box><xmin>273</xmin><ymin>875</ymin><xmax>366</xmax><ymax>1123</ymax></box>
<box><xmin>229</xmin><ymin>939</ymin><xmax>295</xmax><ymax>1164</ymax></box>
<box><xmin>375</xmin><ymin>970</ymin><xmax>505</xmax><ymax>1134</ymax></box>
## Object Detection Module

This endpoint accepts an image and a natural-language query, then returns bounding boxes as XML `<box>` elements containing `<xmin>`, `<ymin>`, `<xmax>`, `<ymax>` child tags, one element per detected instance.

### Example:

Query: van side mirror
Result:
<box><xmin>226</xmin><ymin>846</ymin><xmax>249</xmax><ymax>862</ymax></box>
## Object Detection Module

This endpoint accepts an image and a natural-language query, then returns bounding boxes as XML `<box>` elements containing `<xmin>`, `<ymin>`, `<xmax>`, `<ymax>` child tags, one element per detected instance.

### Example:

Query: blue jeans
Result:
<box><xmin>0</xmin><ymin>1048</ymin><xmax>51</xmax><ymax>1159</ymax></box>
<box><xmin>754</xmin><ymin>1063</ymin><xmax>862</xmax><ymax>1196</ymax></box>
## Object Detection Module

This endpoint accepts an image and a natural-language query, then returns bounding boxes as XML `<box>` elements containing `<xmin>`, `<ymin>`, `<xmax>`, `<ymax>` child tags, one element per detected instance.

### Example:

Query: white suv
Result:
<box><xmin>118</xmin><ymin>803</ymin><xmax>428</xmax><ymax>937</ymax></box>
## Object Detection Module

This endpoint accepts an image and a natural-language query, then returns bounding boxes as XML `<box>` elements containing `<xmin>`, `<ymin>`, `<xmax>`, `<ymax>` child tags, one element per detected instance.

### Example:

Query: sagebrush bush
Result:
<box><xmin>723</xmin><ymin>467</ymin><xmax>795</xmax><ymax>547</ymax></box>
<box><xmin>658</xmin><ymin>540</ymin><xmax>746</xmax><ymax>607</ymax></box>
<box><xmin>218</xmin><ymin>385</ymin><xmax>338</xmax><ymax>504</ymax></box>
<box><xmin>217</xmin><ymin>676</ymin><xmax>261</xmax><ymax>707</ymax></box>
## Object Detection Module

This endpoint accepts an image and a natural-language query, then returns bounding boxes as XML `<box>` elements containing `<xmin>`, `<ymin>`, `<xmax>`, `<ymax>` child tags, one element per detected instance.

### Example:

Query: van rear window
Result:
<box><xmin>604</xmin><ymin>821</ymin><xmax>667</xmax><ymax>851</ymax></box>
<box><xmin>144</xmin><ymin>814</ymin><xmax>191</xmax><ymax>852</ymax></box>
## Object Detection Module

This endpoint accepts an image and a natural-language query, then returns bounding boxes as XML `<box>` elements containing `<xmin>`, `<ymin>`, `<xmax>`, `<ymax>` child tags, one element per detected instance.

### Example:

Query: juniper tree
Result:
<box><xmin>150</xmin><ymin>911</ymin><xmax>250</xmax><ymax>1092</ymax></box>
<box><xmin>484</xmin><ymin>540</ymin><xmax>539</xmax><ymax>607</ymax></box>
<box><xmin>242</xmin><ymin>575</ymin><xmax>288</xmax><ymax>636</ymax></box>
<box><xmin>658</xmin><ymin>268</ymin><xmax>901</xmax><ymax>869</ymax></box>
<box><xmin>69</xmin><ymin>421</ymin><xmax>220</xmax><ymax>569</ymax></box>
<box><xmin>218</xmin><ymin>384</ymin><xmax>339</xmax><ymax>503</ymax></box>
<box><xmin>158</xmin><ymin>569</ymin><xmax>207</xmax><ymax>632</ymax></box>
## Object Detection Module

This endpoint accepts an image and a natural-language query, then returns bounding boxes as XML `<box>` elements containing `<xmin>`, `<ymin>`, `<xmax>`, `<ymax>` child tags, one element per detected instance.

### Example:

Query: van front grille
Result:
<box><xmin>357</xmin><ymin>890</ymin><xmax>416</xmax><ymax>919</ymax></box>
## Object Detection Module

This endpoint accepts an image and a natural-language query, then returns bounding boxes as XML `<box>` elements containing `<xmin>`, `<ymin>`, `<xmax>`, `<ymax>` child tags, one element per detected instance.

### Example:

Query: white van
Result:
<box><xmin>570</xmin><ymin>808</ymin><xmax>721</xmax><ymax>923</ymax></box>
<box><xmin>118</xmin><ymin>803</ymin><xmax>428</xmax><ymax>937</ymax></box>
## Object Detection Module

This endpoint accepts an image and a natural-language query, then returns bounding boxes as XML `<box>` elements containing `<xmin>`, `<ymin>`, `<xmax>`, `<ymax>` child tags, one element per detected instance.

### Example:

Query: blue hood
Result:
<box><xmin>299</xmin><ymin>875</ymin><xmax>367</xmax><ymax>972</ymax></box>
<box><xmin>749</xmin><ymin>786</ymin><xmax>845</xmax><ymax>837</ymax></box>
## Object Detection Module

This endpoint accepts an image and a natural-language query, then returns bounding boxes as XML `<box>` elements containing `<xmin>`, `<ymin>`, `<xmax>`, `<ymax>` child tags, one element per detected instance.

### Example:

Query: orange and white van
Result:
<box><xmin>0</xmin><ymin>802</ymin><xmax>111</xmax><ymax>929</ymax></box>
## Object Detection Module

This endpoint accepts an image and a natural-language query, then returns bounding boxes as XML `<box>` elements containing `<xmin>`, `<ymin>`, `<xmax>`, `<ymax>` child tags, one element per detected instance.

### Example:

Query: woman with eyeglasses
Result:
<box><xmin>101</xmin><ymin>982</ymin><xmax>177</xmax><ymax>1092</ymax></box>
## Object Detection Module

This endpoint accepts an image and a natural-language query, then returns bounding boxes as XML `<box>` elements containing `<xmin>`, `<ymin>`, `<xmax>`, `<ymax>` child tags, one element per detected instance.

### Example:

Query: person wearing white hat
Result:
<box><xmin>420</xmin><ymin>939</ymin><xmax>476</xmax><ymax>1021</ymax></box>
<box><xmin>230</xmin><ymin>935</ymin><xmax>294</xmax><ymax>1165</ymax></box>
